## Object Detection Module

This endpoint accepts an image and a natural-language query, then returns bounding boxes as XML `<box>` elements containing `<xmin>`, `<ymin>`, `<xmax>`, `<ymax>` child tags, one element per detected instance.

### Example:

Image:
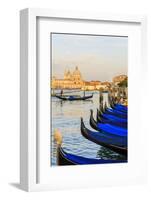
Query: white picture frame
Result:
<box><xmin>20</xmin><ymin>8</ymin><xmax>147</xmax><ymax>192</ymax></box>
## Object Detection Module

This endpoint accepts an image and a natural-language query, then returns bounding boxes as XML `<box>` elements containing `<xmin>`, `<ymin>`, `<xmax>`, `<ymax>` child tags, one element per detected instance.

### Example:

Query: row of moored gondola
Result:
<box><xmin>55</xmin><ymin>98</ymin><xmax>128</xmax><ymax>165</ymax></box>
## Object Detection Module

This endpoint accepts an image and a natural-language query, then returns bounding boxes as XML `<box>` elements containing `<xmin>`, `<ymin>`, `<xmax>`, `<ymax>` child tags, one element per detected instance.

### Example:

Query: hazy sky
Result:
<box><xmin>51</xmin><ymin>33</ymin><xmax>128</xmax><ymax>82</ymax></box>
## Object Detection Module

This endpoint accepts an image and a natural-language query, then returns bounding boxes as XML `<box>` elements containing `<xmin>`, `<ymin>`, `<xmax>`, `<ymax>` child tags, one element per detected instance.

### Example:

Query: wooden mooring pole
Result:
<box><xmin>99</xmin><ymin>89</ymin><xmax>103</xmax><ymax>104</ymax></box>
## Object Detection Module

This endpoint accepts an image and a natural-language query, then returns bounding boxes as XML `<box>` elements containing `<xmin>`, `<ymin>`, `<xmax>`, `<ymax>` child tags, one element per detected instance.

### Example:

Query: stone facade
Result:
<box><xmin>112</xmin><ymin>75</ymin><xmax>127</xmax><ymax>85</ymax></box>
<box><xmin>52</xmin><ymin>66</ymin><xmax>84</xmax><ymax>89</ymax></box>
<box><xmin>52</xmin><ymin>66</ymin><xmax>127</xmax><ymax>91</ymax></box>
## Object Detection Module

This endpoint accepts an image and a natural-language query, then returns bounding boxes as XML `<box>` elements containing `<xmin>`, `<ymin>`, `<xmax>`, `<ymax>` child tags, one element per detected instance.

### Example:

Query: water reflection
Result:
<box><xmin>97</xmin><ymin>147</ymin><xmax>127</xmax><ymax>160</ymax></box>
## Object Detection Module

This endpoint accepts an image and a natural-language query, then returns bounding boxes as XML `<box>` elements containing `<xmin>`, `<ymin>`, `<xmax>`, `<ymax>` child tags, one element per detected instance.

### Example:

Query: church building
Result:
<box><xmin>52</xmin><ymin>66</ymin><xmax>84</xmax><ymax>89</ymax></box>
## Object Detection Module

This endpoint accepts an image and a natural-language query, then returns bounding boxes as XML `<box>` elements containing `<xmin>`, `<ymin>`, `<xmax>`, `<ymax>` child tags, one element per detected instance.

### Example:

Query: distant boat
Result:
<box><xmin>55</xmin><ymin>94</ymin><xmax>93</xmax><ymax>101</ymax></box>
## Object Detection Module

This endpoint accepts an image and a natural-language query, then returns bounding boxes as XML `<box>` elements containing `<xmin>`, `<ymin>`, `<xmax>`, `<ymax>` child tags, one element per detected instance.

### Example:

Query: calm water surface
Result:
<box><xmin>51</xmin><ymin>90</ymin><xmax>125</xmax><ymax>166</ymax></box>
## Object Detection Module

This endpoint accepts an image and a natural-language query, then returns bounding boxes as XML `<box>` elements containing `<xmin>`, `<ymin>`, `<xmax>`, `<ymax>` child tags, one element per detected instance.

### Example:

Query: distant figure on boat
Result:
<box><xmin>60</xmin><ymin>89</ymin><xmax>63</xmax><ymax>96</ymax></box>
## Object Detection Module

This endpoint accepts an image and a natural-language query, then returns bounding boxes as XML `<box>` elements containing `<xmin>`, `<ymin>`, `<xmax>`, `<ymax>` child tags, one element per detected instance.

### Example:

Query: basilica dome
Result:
<box><xmin>72</xmin><ymin>66</ymin><xmax>82</xmax><ymax>81</ymax></box>
<box><xmin>64</xmin><ymin>69</ymin><xmax>72</xmax><ymax>80</ymax></box>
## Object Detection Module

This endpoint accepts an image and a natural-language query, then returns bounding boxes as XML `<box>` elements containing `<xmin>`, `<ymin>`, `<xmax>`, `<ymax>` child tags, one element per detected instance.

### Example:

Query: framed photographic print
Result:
<box><xmin>20</xmin><ymin>8</ymin><xmax>147</xmax><ymax>191</ymax></box>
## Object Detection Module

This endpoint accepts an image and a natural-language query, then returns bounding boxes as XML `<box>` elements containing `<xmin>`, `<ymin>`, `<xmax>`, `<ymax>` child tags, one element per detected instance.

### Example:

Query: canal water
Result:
<box><xmin>51</xmin><ymin>90</ymin><xmax>125</xmax><ymax>166</ymax></box>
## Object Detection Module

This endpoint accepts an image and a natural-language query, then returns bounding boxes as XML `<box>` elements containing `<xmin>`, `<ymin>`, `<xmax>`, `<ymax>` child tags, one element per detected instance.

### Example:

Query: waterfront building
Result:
<box><xmin>52</xmin><ymin>66</ymin><xmax>84</xmax><ymax>89</ymax></box>
<box><xmin>112</xmin><ymin>75</ymin><xmax>127</xmax><ymax>86</ymax></box>
<box><xmin>51</xmin><ymin>66</ymin><xmax>127</xmax><ymax>92</ymax></box>
<box><xmin>111</xmin><ymin>75</ymin><xmax>128</xmax><ymax>99</ymax></box>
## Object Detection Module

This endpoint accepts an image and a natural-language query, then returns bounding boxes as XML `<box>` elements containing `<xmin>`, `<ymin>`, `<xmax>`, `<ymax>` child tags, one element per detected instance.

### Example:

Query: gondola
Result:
<box><xmin>98</xmin><ymin>109</ymin><xmax>127</xmax><ymax>124</ymax></box>
<box><xmin>57</xmin><ymin>146</ymin><xmax>127</xmax><ymax>165</ymax></box>
<box><xmin>81</xmin><ymin>118</ymin><xmax>127</xmax><ymax>156</ymax></box>
<box><xmin>105</xmin><ymin>107</ymin><xmax>127</xmax><ymax>116</ymax></box>
<box><xmin>105</xmin><ymin>101</ymin><xmax>127</xmax><ymax>114</ymax></box>
<box><xmin>55</xmin><ymin>94</ymin><xmax>93</xmax><ymax>101</ymax></box>
<box><xmin>97</xmin><ymin>109</ymin><xmax>127</xmax><ymax>129</ymax></box>
<box><xmin>81</xmin><ymin>118</ymin><xmax>127</xmax><ymax>143</ymax></box>
<box><xmin>115</xmin><ymin>104</ymin><xmax>127</xmax><ymax>109</ymax></box>
<box><xmin>110</xmin><ymin>101</ymin><xmax>128</xmax><ymax>113</ymax></box>
<box><xmin>100</xmin><ymin>105</ymin><xmax>127</xmax><ymax>119</ymax></box>
<box><xmin>90</xmin><ymin>110</ymin><xmax>127</xmax><ymax>136</ymax></box>
<box><xmin>102</xmin><ymin>113</ymin><xmax>127</xmax><ymax>123</ymax></box>
<box><xmin>112</xmin><ymin>105</ymin><xmax>127</xmax><ymax>113</ymax></box>
<box><xmin>109</xmin><ymin>97</ymin><xmax>128</xmax><ymax>109</ymax></box>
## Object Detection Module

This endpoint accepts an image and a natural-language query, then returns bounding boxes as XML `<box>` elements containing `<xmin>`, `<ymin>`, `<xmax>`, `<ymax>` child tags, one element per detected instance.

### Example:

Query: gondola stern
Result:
<box><xmin>97</xmin><ymin>109</ymin><xmax>102</xmax><ymax>123</ymax></box>
<box><xmin>80</xmin><ymin>117</ymin><xmax>89</xmax><ymax>137</ymax></box>
<box><xmin>80</xmin><ymin>117</ymin><xmax>84</xmax><ymax>130</ymax></box>
<box><xmin>89</xmin><ymin>110</ymin><xmax>99</xmax><ymax>131</ymax></box>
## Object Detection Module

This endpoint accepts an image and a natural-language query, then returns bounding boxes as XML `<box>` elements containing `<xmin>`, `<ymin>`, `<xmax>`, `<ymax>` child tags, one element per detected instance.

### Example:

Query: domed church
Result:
<box><xmin>52</xmin><ymin>66</ymin><xmax>84</xmax><ymax>89</ymax></box>
<box><xmin>72</xmin><ymin>66</ymin><xmax>82</xmax><ymax>81</ymax></box>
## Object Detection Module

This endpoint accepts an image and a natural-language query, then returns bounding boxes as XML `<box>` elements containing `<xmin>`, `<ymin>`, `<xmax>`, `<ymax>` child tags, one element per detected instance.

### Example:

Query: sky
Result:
<box><xmin>51</xmin><ymin>33</ymin><xmax>128</xmax><ymax>82</ymax></box>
